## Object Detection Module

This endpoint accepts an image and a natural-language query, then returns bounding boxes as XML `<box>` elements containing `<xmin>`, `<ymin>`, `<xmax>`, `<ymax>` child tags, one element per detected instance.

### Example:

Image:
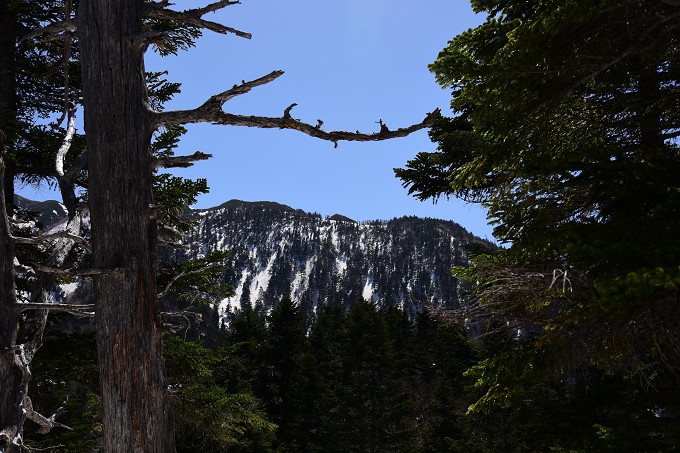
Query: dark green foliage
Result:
<box><xmin>163</xmin><ymin>337</ymin><xmax>277</xmax><ymax>453</ymax></box>
<box><xmin>24</xmin><ymin>328</ymin><xmax>277</xmax><ymax>452</ymax></box>
<box><xmin>394</xmin><ymin>0</ymin><xmax>680</xmax><ymax>449</ymax></box>
<box><xmin>219</xmin><ymin>300</ymin><xmax>479</xmax><ymax>452</ymax></box>
<box><xmin>397</xmin><ymin>0</ymin><xmax>680</xmax><ymax>300</ymax></box>
<box><xmin>158</xmin><ymin>249</ymin><xmax>234</xmax><ymax>304</ymax></box>
<box><xmin>258</xmin><ymin>297</ymin><xmax>313</xmax><ymax>451</ymax></box>
<box><xmin>145</xmin><ymin>18</ymin><xmax>202</xmax><ymax>57</ymax></box>
<box><xmin>29</xmin><ymin>299</ymin><xmax>680</xmax><ymax>451</ymax></box>
<box><xmin>23</xmin><ymin>321</ymin><xmax>101</xmax><ymax>452</ymax></box>
<box><xmin>5</xmin><ymin>0</ymin><xmax>85</xmax><ymax>204</ymax></box>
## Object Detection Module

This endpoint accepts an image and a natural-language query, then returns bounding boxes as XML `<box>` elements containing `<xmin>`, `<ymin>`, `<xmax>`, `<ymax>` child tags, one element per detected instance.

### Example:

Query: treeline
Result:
<box><xmin>25</xmin><ymin>298</ymin><xmax>680</xmax><ymax>452</ymax></box>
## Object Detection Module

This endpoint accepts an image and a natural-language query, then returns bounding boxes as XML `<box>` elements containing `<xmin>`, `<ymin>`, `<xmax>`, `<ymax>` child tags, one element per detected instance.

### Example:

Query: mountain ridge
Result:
<box><xmin>172</xmin><ymin>199</ymin><xmax>492</xmax><ymax>321</ymax></box>
<box><xmin>14</xmin><ymin>196</ymin><xmax>492</xmax><ymax>322</ymax></box>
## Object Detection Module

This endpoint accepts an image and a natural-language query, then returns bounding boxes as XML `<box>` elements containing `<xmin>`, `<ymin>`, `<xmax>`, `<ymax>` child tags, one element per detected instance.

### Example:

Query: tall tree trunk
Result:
<box><xmin>77</xmin><ymin>1</ymin><xmax>175</xmax><ymax>451</ymax></box>
<box><xmin>0</xmin><ymin>2</ymin><xmax>25</xmax><ymax>451</ymax></box>
<box><xmin>0</xmin><ymin>0</ymin><xmax>15</xmax><ymax>215</ymax></box>
<box><xmin>0</xmin><ymin>147</ymin><xmax>23</xmax><ymax>453</ymax></box>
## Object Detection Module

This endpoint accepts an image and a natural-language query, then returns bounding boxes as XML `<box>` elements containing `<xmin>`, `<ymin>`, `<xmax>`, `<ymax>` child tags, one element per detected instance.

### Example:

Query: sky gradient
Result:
<box><xmin>19</xmin><ymin>1</ymin><xmax>494</xmax><ymax>240</ymax></box>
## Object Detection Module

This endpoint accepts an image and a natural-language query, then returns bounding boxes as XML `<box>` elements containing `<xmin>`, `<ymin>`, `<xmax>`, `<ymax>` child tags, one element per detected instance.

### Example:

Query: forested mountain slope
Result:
<box><xmin>16</xmin><ymin>195</ymin><xmax>491</xmax><ymax>320</ymax></box>
<box><xmin>167</xmin><ymin>200</ymin><xmax>492</xmax><ymax>319</ymax></box>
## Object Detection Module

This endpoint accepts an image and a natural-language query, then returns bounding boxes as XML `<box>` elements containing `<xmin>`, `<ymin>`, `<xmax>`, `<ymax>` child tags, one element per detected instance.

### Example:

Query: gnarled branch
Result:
<box><xmin>155</xmin><ymin>69</ymin><xmax>440</xmax><ymax>144</ymax></box>
<box><xmin>13</xmin><ymin>232</ymin><xmax>91</xmax><ymax>252</ymax></box>
<box><xmin>15</xmin><ymin>303</ymin><xmax>204</xmax><ymax>336</ymax></box>
<box><xmin>30</xmin><ymin>263</ymin><xmax>124</xmax><ymax>277</ymax></box>
<box><xmin>24</xmin><ymin>396</ymin><xmax>72</xmax><ymax>435</ymax></box>
<box><xmin>17</xmin><ymin>303</ymin><xmax>95</xmax><ymax>318</ymax></box>
<box><xmin>143</xmin><ymin>2</ymin><xmax>252</xmax><ymax>39</ymax></box>
<box><xmin>173</xmin><ymin>70</ymin><xmax>284</xmax><ymax>115</ymax></box>
<box><xmin>20</xmin><ymin>19</ymin><xmax>77</xmax><ymax>43</ymax></box>
<box><xmin>159</xmin><ymin>106</ymin><xmax>441</xmax><ymax>147</ymax></box>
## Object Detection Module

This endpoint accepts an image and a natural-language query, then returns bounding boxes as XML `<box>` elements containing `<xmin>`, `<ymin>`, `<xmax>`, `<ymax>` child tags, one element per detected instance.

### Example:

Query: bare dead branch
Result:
<box><xmin>161</xmin><ymin>308</ymin><xmax>203</xmax><ymax>337</ymax></box>
<box><xmin>159</xmin><ymin>107</ymin><xmax>441</xmax><ymax>146</ymax></box>
<box><xmin>20</xmin><ymin>19</ymin><xmax>77</xmax><ymax>43</ymax></box>
<box><xmin>154</xmin><ymin>69</ymin><xmax>440</xmax><ymax>143</ymax></box>
<box><xmin>206</xmin><ymin>70</ymin><xmax>285</xmax><ymax>106</ymax></box>
<box><xmin>143</xmin><ymin>3</ymin><xmax>252</xmax><ymax>39</ymax></box>
<box><xmin>186</xmin><ymin>0</ymin><xmax>241</xmax><ymax>17</ymax></box>
<box><xmin>12</xmin><ymin>232</ymin><xmax>91</xmax><ymax>252</ymax></box>
<box><xmin>30</xmin><ymin>263</ymin><xmax>124</xmax><ymax>277</ymax></box>
<box><xmin>17</xmin><ymin>303</ymin><xmax>95</xmax><ymax>317</ymax></box>
<box><xmin>158</xmin><ymin>238</ymin><xmax>190</xmax><ymax>250</ymax></box>
<box><xmin>23</xmin><ymin>396</ymin><xmax>72</xmax><ymax>434</ymax></box>
<box><xmin>283</xmin><ymin>103</ymin><xmax>298</xmax><ymax>119</ymax></box>
<box><xmin>153</xmin><ymin>70</ymin><xmax>282</xmax><ymax>123</ymax></box>
<box><xmin>153</xmin><ymin>151</ymin><xmax>213</xmax><ymax>169</ymax></box>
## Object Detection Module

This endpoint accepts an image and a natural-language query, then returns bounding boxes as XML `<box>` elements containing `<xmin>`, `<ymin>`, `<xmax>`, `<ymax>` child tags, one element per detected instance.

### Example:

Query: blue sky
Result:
<box><xmin>19</xmin><ymin>1</ymin><xmax>494</xmax><ymax>240</ymax></box>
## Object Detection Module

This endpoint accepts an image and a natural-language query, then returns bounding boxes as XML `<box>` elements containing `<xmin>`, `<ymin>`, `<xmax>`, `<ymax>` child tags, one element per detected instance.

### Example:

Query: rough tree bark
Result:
<box><xmin>76</xmin><ymin>1</ymin><xmax>175</xmax><ymax>451</ymax></box>
<box><xmin>0</xmin><ymin>1</ymin><xmax>24</xmax><ymax>450</ymax></box>
<box><xmin>0</xmin><ymin>0</ymin><xmax>16</xmax><ymax>214</ymax></box>
<box><xmin>0</xmin><ymin>139</ymin><xmax>24</xmax><ymax>453</ymax></box>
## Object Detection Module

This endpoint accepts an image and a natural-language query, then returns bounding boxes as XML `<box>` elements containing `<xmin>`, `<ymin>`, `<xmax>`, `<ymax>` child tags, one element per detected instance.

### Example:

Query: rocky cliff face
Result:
<box><xmin>168</xmin><ymin>200</ymin><xmax>490</xmax><ymax>320</ymax></box>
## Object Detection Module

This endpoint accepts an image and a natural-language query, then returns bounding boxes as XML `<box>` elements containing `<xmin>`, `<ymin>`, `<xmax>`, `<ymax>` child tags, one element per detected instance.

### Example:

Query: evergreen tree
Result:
<box><xmin>221</xmin><ymin>303</ymin><xmax>267</xmax><ymax>394</ymax></box>
<box><xmin>338</xmin><ymin>301</ymin><xmax>409</xmax><ymax>452</ymax></box>
<box><xmin>395</xmin><ymin>0</ymin><xmax>680</xmax><ymax>445</ymax></box>
<box><xmin>259</xmin><ymin>296</ymin><xmax>312</xmax><ymax>450</ymax></box>
<box><xmin>305</xmin><ymin>304</ymin><xmax>347</xmax><ymax>451</ymax></box>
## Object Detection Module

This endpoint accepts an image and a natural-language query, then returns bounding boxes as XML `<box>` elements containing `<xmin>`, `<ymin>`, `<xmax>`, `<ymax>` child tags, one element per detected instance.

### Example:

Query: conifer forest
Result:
<box><xmin>2</xmin><ymin>0</ymin><xmax>680</xmax><ymax>452</ymax></box>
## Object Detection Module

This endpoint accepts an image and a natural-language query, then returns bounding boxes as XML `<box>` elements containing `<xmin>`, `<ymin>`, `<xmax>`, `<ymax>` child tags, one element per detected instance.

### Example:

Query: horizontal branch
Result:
<box><xmin>13</xmin><ymin>232</ymin><xmax>91</xmax><ymax>252</ymax></box>
<box><xmin>30</xmin><ymin>263</ymin><xmax>124</xmax><ymax>277</ymax></box>
<box><xmin>16</xmin><ymin>303</ymin><xmax>203</xmax><ymax>333</ymax></box>
<box><xmin>154</xmin><ymin>68</ymin><xmax>440</xmax><ymax>144</ymax></box>
<box><xmin>20</xmin><ymin>19</ymin><xmax>77</xmax><ymax>42</ymax></box>
<box><xmin>153</xmin><ymin>151</ymin><xmax>213</xmax><ymax>169</ymax></box>
<box><xmin>160</xmin><ymin>105</ymin><xmax>441</xmax><ymax>147</ymax></box>
<box><xmin>143</xmin><ymin>3</ymin><xmax>251</xmax><ymax>39</ymax></box>
<box><xmin>16</xmin><ymin>303</ymin><xmax>95</xmax><ymax>317</ymax></box>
